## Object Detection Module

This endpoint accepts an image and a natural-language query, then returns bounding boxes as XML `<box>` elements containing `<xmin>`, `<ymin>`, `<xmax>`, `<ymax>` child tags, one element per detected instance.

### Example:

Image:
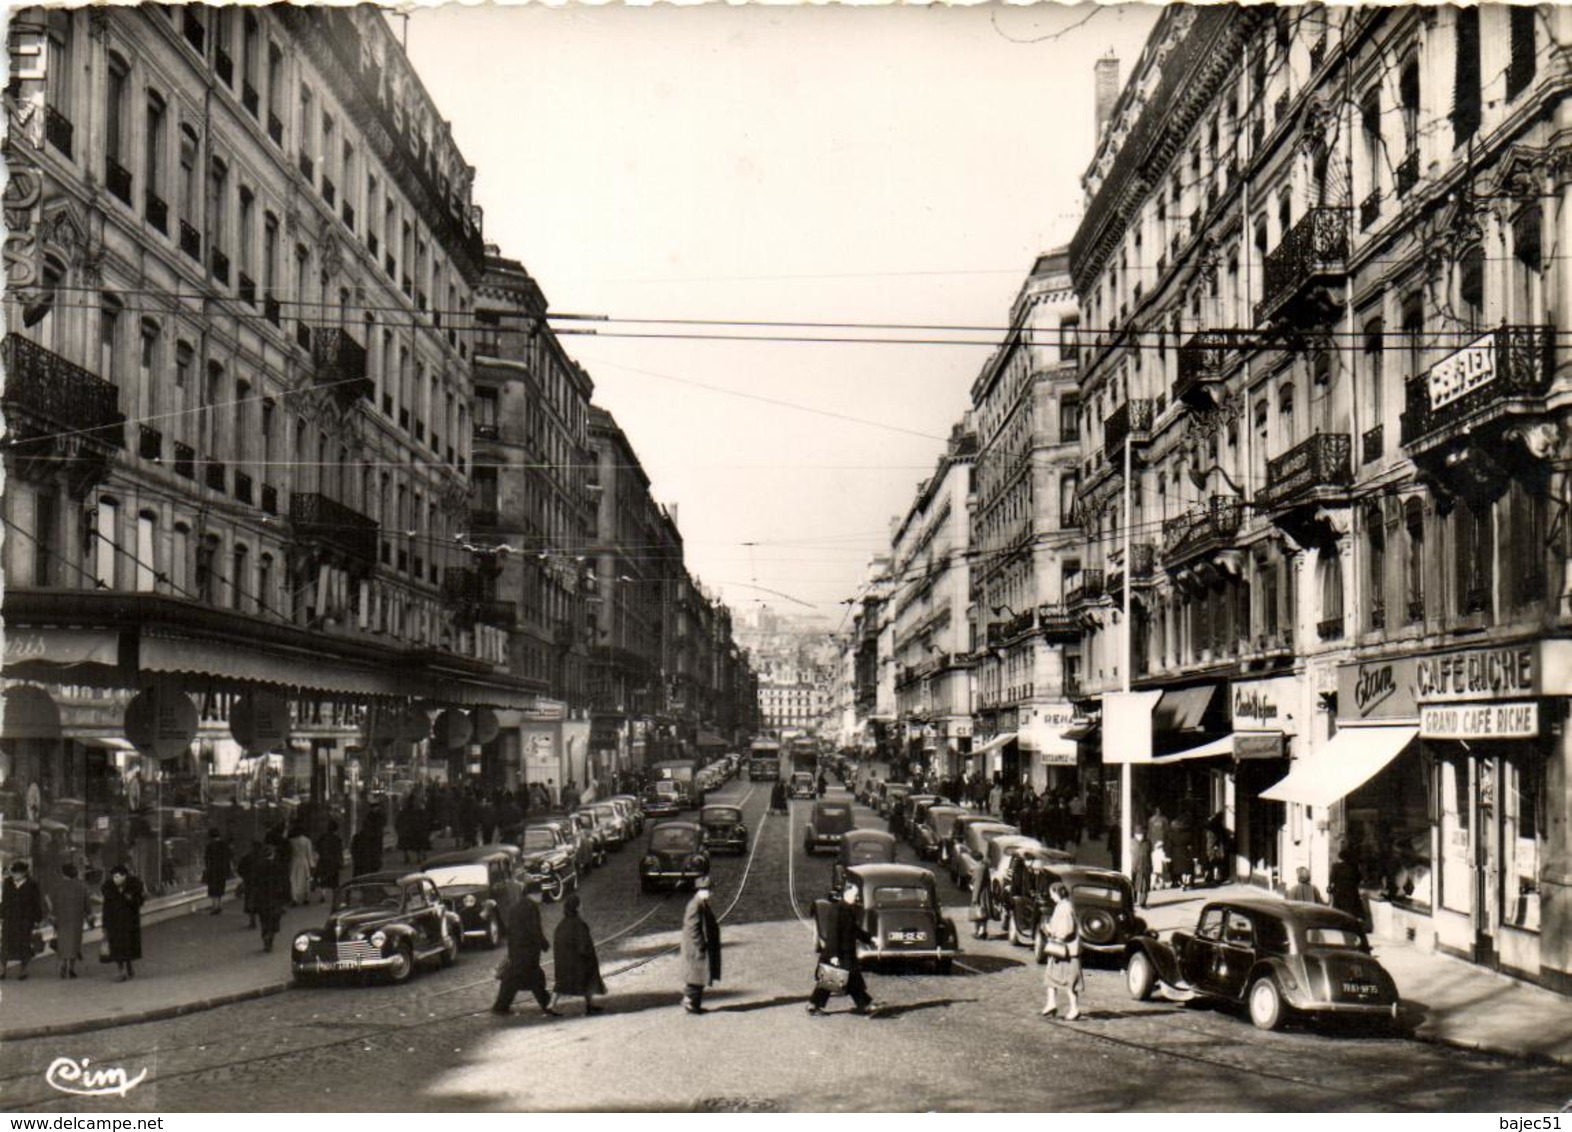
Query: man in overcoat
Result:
<box><xmin>680</xmin><ymin>876</ymin><xmax>721</xmax><ymax>1014</ymax></box>
<box><xmin>492</xmin><ymin>878</ymin><xmax>558</xmax><ymax>1017</ymax></box>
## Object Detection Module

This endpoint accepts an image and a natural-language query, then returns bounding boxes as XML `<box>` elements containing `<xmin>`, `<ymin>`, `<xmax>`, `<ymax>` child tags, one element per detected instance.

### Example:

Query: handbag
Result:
<box><xmin>1042</xmin><ymin>936</ymin><xmax>1070</xmax><ymax>961</ymax></box>
<box><xmin>814</xmin><ymin>961</ymin><xmax>851</xmax><ymax>994</ymax></box>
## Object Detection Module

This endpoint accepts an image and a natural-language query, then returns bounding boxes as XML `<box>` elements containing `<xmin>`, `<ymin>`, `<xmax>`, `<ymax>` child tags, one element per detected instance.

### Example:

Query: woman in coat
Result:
<box><xmin>202</xmin><ymin>829</ymin><xmax>232</xmax><ymax>915</ymax></box>
<box><xmin>1</xmin><ymin>861</ymin><xmax>47</xmax><ymax>980</ymax></box>
<box><xmin>679</xmin><ymin>877</ymin><xmax>721</xmax><ymax>1014</ymax></box>
<box><xmin>1040</xmin><ymin>881</ymin><xmax>1083</xmax><ymax>1021</ymax></box>
<box><xmin>968</xmin><ymin>854</ymin><xmax>993</xmax><ymax>939</ymax></box>
<box><xmin>253</xmin><ymin>842</ymin><xmax>292</xmax><ymax>952</ymax></box>
<box><xmin>550</xmin><ymin>892</ymin><xmax>606</xmax><ymax>1015</ymax></box>
<box><xmin>101</xmin><ymin>865</ymin><xmax>146</xmax><ymax>981</ymax></box>
<box><xmin>287</xmin><ymin>825</ymin><xmax>317</xmax><ymax>906</ymax></box>
<box><xmin>52</xmin><ymin>862</ymin><xmax>90</xmax><ymax>979</ymax></box>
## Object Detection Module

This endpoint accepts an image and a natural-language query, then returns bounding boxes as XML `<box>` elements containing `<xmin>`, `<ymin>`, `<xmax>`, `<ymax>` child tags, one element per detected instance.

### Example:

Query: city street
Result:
<box><xmin>1</xmin><ymin>780</ymin><xmax>1564</xmax><ymax>1114</ymax></box>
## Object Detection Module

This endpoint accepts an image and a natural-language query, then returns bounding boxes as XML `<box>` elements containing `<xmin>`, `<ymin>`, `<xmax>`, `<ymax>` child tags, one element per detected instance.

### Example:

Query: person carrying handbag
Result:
<box><xmin>1040</xmin><ymin>881</ymin><xmax>1083</xmax><ymax>1021</ymax></box>
<box><xmin>807</xmin><ymin>882</ymin><xmax>881</xmax><ymax>1017</ymax></box>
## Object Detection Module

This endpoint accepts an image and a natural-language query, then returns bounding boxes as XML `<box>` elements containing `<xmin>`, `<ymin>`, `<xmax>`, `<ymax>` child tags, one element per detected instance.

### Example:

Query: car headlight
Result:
<box><xmin>643</xmin><ymin>855</ymin><xmax>660</xmax><ymax>868</ymax></box>
<box><xmin>293</xmin><ymin>935</ymin><xmax>311</xmax><ymax>953</ymax></box>
<box><xmin>463</xmin><ymin>894</ymin><xmax>477</xmax><ymax>908</ymax></box>
<box><xmin>370</xmin><ymin>930</ymin><xmax>388</xmax><ymax>949</ymax></box>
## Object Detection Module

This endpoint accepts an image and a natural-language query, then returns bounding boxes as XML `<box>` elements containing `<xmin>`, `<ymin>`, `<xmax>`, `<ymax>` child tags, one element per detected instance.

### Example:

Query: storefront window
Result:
<box><xmin>1503</xmin><ymin>754</ymin><xmax>1545</xmax><ymax>931</ymax></box>
<box><xmin>1439</xmin><ymin>753</ymin><xmax>1472</xmax><ymax>914</ymax></box>
<box><xmin>1344</xmin><ymin>743</ymin><xmax>1432</xmax><ymax>910</ymax></box>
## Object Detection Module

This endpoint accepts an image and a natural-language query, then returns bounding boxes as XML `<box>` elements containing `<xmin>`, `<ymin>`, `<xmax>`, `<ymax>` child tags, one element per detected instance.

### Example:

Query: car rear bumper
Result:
<box><xmin>1291</xmin><ymin>997</ymin><xmax>1401</xmax><ymax>1018</ymax></box>
<box><xmin>642</xmin><ymin>869</ymin><xmax>705</xmax><ymax>881</ymax></box>
<box><xmin>858</xmin><ymin>946</ymin><xmax>957</xmax><ymax>963</ymax></box>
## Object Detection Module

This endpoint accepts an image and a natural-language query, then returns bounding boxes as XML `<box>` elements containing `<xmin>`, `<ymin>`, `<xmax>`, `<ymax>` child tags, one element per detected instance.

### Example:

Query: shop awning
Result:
<box><xmin>1153</xmin><ymin>731</ymin><xmax>1285</xmax><ymax>763</ymax></box>
<box><xmin>1153</xmin><ymin>733</ymin><xmax>1236</xmax><ymax>762</ymax></box>
<box><xmin>969</xmin><ymin>731</ymin><xmax>1017</xmax><ymax>758</ymax></box>
<box><xmin>1154</xmin><ymin>685</ymin><xmax>1217</xmax><ymax>733</ymax></box>
<box><xmin>1259</xmin><ymin>725</ymin><xmax>1418</xmax><ymax>808</ymax></box>
<box><xmin>1062</xmin><ymin>719</ymin><xmax>1099</xmax><ymax>742</ymax></box>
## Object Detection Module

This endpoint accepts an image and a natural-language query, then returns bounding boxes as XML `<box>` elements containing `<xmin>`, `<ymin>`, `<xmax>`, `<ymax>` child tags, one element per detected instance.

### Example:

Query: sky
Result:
<box><xmin>401</xmin><ymin>2</ymin><xmax>1162</xmax><ymax>625</ymax></box>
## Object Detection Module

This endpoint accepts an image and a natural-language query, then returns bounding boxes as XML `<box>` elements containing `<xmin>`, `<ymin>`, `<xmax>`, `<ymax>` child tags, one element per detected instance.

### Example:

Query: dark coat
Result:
<box><xmin>1</xmin><ymin>877</ymin><xmax>46</xmax><ymax>961</ymax></box>
<box><xmin>315</xmin><ymin>830</ymin><xmax>344</xmax><ymax>885</ymax></box>
<box><xmin>551</xmin><ymin>913</ymin><xmax>606</xmax><ymax>997</ymax></box>
<box><xmin>52</xmin><ymin>877</ymin><xmax>90</xmax><ymax>962</ymax></box>
<box><xmin>816</xmin><ymin>899</ymin><xmax>871</xmax><ymax>971</ymax></box>
<box><xmin>680</xmin><ymin>893</ymin><xmax>721</xmax><ymax>987</ymax></box>
<box><xmin>1329</xmin><ymin>858</ymin><xmax>1364</xmax><ymax>920</ymax></box>
<box><xmin>502</xmin><ymin>896</ymin><xmax>550</xmax><ymax>993</ymax></box>
<box><xmin>252</xmin><ymin>853</ymin><xmax>291</xmax><ymax>930</ymax></box>
<box><xmin>203</xmin><ymin>838</ymin><xmax>233</xmax><ymax>899</ymax></box>
<box><xmin>350</xmin><ymin>826</ymin><xmax>382</xmax><ymax>877</ymax></box>
<box><xmin>100</xmin><ymin>875</ymin><xmax>145</xmax><ymax>962</ymax></box>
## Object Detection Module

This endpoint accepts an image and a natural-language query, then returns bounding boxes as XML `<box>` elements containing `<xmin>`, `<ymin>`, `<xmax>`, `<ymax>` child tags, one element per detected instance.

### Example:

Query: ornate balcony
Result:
<box><xmin>1256</xmin><ymin>207</ymin><xmax>1350</xmax><ymax>326</ymax></box>
<box><xmin>1107</xmin><ymin>541</ymin><xmax>1158</xmax><ymax>598</ymax></box>
<box><xmin>1400</xmin><ymin>325</ymin><xmax>1554</xmax><ymax>457</ymax></box>
<box><xmin>45</xmin><ymin>104</ymin><xmax>73</xmax><ymax>157</ymax></box>
<box><xmin>1256</xmin><ymin>432</ymin><xmax>1352</xmax><ymax>523</ymax></box>
<box><xmin>1066</xmin><ymin>569</ymin><xmax>1105</xmax><ymax>610</ymax></box>
<box><xmin>1161</xmin><ymin>496</ymin><xmax>1244</xmax><ymax>571</ymax></box>
<box><xmin>1103</xmin><ymin>398</ymin><xmax>1155</xmax><ymax>462</ymax></box>
<box><xmin>290</xmin><ymin>493</ymin><xmax>379</xmax><ymax>565</ymax></box>
<box><xmin>1361</xmin><ymin>423</ymin><xmax>1384</xmax><ymax>464</ymax></box>
<box><xmin>311</xmin><ymin>328</ymin><xmax>372</xmax><ymax>404</ymax></box>
<box><xmin>1175</xmin><ymin>332</ymin><xmax>1230</xmax><ymax>409</ymax></box>
<box><xmin>0</xmin><ymin>335</ymin><xmax>125</xmax><ymax>492</ymax></box>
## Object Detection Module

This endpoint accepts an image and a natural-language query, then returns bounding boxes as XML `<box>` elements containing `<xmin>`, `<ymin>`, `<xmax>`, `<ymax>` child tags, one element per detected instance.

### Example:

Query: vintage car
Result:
<box><xmin>535</xmin><ymin>814</ymin><xmax>597</xmax><ymax>872</ymax></box>
<box><xmin>985</xmin><ymin>836</ymin><xmax>1073</xmax><ymax>907</ymax></box>
<box><xmin>700</xmin><ymin>803</ymin><xmax>749</xmax><ymax>855</ymax></box>
<box><xmin>816</xmin><ymin>864</ymin><xmax>959</xmax><ymax>973</ymax></box>
<box><xmin>829</xmin><ymin>829</ymin><xmax>898</xmax><ymax>894</ymax></box>
<box><xmin>1124</xmin><ymin>898</ymin><xmax>1402</xmax><ymax>1031</ymax></box>
<box><xmin>789</xmin><ymin>771</ymin><xmax>817</xmax><ymax>800</ymax></box>
<box><xmin>803</xmin><ymin>799</ymin><xmax>855</xmax><ymax>855</ymax></box>
<box><xmin>639</xmin><ymin>820</ymin><xmax>711</xmax><ymax>892</ymax></box>
<box><xmin>421</xmin><ymin>848</ymin><xmax>520</xmax><ymax>949</ymax></box>
<box><xmin>292</xmin><ymin>871</ymin><xmax>461</xmax><ymax>984</ymax></box>
<box><xmin>587</xmin><ymin>802</ymin><xmax>630</xmax><ymax>847</ymax></box>
<box><xmin>607</xmin><ymin>795</ymin><xmax>645</xmax><ymax>835</ymax></box>
<box><xmin>643</xmin><ymin>779</ymin><xmax>683</xmax><ymax>819</ymax></box>
<box><xmin>572</xmin><ymin>809</ymin><xmax>611</xmax><ymax>866</ymax></box>
<box><xmin>913</xmin><ymin>804</ymin><xmax>966</xmax><ymax>863</ymax></box>
<box><xmin>876</xmin><ymin>782</ymin><xmax>912</xmax><ymax>818</ymax></box>
<box><xmin>512</xmin><ymin>822</ymin><xmax>579</xmax><ymax>900</ymax></box>
<box><xmin>997</xmin><ymin>862</ymin><xmax>1146</xmax><ymax>961</ymax></box>
<box><xmin>948</xmin><ymin>817</ymin><xmax>1018</xmax><ymax>887</ymax></box>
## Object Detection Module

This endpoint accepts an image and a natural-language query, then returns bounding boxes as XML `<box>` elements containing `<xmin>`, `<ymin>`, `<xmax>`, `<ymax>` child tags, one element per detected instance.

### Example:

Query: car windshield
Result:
<box><xmin>932</xmin><ymin>813</ymin><xmax>959</xmax><ymax>836</ymax></box>
<box><xmin>872</xmin><ymin>885</ymin><xmax>933</xmax><ymax>910</ymax></box>
<box><xmin>592</xmin><ymin>806</ymin><xmax>617</xmax><ymax>819</ymax></box>
<box><xmin>521</xmin><ymin>829</ymin><xmax>557</xmax><ymax>851</ymax></box>
<box><xmin>1304</xmin><ymin>926</ymin><xmax>1367</xmax><ymax>950</ymax></box>
<box><xmin>705</xmin><ymin>809</ymin><xmax>742</xmax><ymax>824</ymax></box>
<box><xmin>651</xmin><ymin>828</ymin><xmax>698</xmax><ymax>852</ymax></box>
<box><xmin>425</xmin><ymin>864</ymin><xmax>489</xmax><ymax>889</ymax></box>
<box><xmin>338</xmin><ymin>883</ymin><xmax>401</xmax><ymax>910</ymax></box>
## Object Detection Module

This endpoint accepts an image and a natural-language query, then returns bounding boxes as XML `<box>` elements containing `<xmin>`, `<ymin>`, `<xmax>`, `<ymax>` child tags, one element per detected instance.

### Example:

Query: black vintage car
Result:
<box><xmin>1124</xmin><ymin>898</ymin><xmax>1402</xmax><ymax>1031</ymax></box>
<box><xmin>803</xmin><ymin>799</ymin><xmax>855</xmax><ymax>855</ymax></box>
<box><xmin>511</xmin><ymin>823</ymin><xmax>579</xmax><ymax>901</ymax></box>
<box><xmin>700</xmin><ymin>803</ymin><xmax>749</xmax><ymax>855</ymax></box>
<box><xmin>291</xmin><ymin>871</ymin><xmax>461</xmax><ymax>984</ymax></box>
<box><xmin>948</xmin><ymin>817</ymin><xmax>1018</xmax><ymax>887</ymax></box>
<box><xmin>421</xmin><ymin>848</ymin><xmax>518</xmax><ymax>949</ymax></box>
<box><xmin>913</xmin><ymin>804</ymin><xmax>966</xmax><ymax>863</ymax></box>
<box><xmin>995</xmin><ymin>861</ymin><xmax>1145</xmax><ymax>961</ymax></box>
<box><xmin>639</xmin><ymin>820</ymin><xmax>711</xmax><ymax>892</ymax></box>
<box><xmin>829</xmin><ymin>829</ymin><xmax>897</xmax><ymax>895</ymax></box>
<box><xmin>817</xmin><ymin>864</ymin><xmax>959</xmax><ymax>973</ymax></box>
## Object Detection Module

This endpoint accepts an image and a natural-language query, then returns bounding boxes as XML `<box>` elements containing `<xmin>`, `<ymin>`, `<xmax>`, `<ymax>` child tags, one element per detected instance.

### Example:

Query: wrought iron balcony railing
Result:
<box><xmin>1065</xmin><ymin>569</ymin><xmax>1105</xmax><ymax>609</ymax></box>
<box><xmin>0</xmin><ymin>334</ymin><xmax>126</xmax><ymax>449</ymax></box>
<box><xmin>1396</xmin><ymin>151</ymin><xmax>1420</xmax><ymax>198</ymax></box>
<box><xmin>1103</xmin><ymin>399</ymin><xmax>1155</xmax><ymax>461</ymax></box>
<box><xmin>106</xmin><ymin>158</ymin><xmax>133</xmax><ymax>205</ymax></box>
<box><xmin>1400</xmin><ymin>325</ymin><xmax>1554</xmax><ymax>451</ymax></box>
<box><xmin>311</xmin><ymin>328</ymin><xmax>372</xmax><ymax>403</ymax></box>
<box><xmin>145</xmin><ymin>191</ymin><xmax>168</xmax><ymax>234</ymax></box>
<box><xmin>289</xmin><ymin>492</ymin><xmax>379</xmax><ymax>564</ymax></box>
<box><xmin>1361</xmin><ymin>423</ymin><xmax>1384</xmax><ymax>464</ymax></box>
<box><xmin>45</xmin><ymin>104</ymin><xmax>73</xmax><ymax>157</ymax></box>
<box><xmin>1162</xmin><ymin>496</ymin><xmax>1244</xmax><ymax>567</ymax></box>
<box><xmin>1175</xmin><ymin>332</ymin><xmax>1230</xmax><ymax>408</ymax></box>
<box><xmin>1256</xmin><ymin>207</ymin><xmax>1350</xmax><ymax>325</ymax></box>
<box><xmin>1256</xmin><ymin>432</ymin><xmax>1352</xmax><ymax>514</ymax></box>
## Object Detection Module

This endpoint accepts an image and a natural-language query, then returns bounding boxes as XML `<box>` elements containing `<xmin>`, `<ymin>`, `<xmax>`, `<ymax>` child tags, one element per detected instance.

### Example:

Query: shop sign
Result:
<box><xmin>1425</xmin><ymin>333</ymin><xmax>1496</xmax><ymax>411</ymax></box>
<box><xmin>469</xmin><ymin>708</ymin><xmax>500</xmax><ymax>745</ymax></box>
<box><xmin>1337</xmin><ymin>657</ymin><xmax>1420</xmax><ymax>721</ymax></box>
<box><xmin>228</xmin><ymin>691</ymin><xmax>290</xmax><ymax>754</ymax></box>
<box><xmin>123</xmin><ymin>687</ymin><xmax>198</xmax><ymax>759</ymax></box>
<box><xmin>1419</xmin><ymin>701</ymin><xmax>1539</xmax><ymax>741</ymax></box>
<box><xmin>1416</xmin><ymin>644</ymin><xmax>1537</xmax><ymax>704</ymax></box>
<box><xmin>1235</xmin><ymin>733</ymin><xmax>1285</xmax><ymax>760</ymax></box>
<box><xmin>522</xmin><ymin>700</ymin><xmax>567</xmax><ymax>722</ymax></box>
<box><xmin>1231</xmin><ymin>677</ymin><xmax>1297</xmax><ymax>734</ymax></box>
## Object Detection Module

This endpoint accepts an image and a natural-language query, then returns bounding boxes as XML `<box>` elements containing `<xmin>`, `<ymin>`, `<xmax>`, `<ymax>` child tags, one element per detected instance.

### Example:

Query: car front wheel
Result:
<box><xmin>1249</xmin><ymin>976</ymin><xmax>1285</xmax><ymax>1030</ymax></box>
<box><xmin>484</xmin><ymin>914</ymin><xmax>502</xmax><ymax>949</ymax></box>
<box><xmin>386</xmin><ymin>942</ymin><xmax>414</xmax><ymax>984</ymax></box>
<box><xmin>1126</xmin><ymin>951</ymin><xmax>1156</xmax><ymax>1001</ymax></box>
<box><xmin>542</xmin><ymin>871</ymin><xmax>565</xmax><ymax>903</ymax></box>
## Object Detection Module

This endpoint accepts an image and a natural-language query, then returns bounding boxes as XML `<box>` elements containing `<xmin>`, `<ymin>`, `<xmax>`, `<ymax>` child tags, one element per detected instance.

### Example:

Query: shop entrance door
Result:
<box><xmin>1472</xmin><ymin>757</ymin><xmax>1500</xmax><ymax>968</ymax></box>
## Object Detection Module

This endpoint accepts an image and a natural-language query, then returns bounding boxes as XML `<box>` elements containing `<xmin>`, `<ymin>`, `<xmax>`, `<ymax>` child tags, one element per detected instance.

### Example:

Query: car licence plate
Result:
<box><xmin>887</xmin><ymin>930</ymin><xmax>928</xmax><ymax>944</ymax></box>
<box><xmin>1341</xmin><ymin>980</ymin><xmax>1378</xmax><ymax>997</ymax></box>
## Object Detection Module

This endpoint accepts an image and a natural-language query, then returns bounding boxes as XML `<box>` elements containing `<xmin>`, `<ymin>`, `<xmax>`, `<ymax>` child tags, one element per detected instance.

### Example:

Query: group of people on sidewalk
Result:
<box><xmin>490</xmin><ymin>880</ymin><xmax>605</xmax><ymax>1019</ymax></box>
<box><xmin>1</xmin><ymin>858</ymin><xmax>146</xmax><ymax>982</ymax></box>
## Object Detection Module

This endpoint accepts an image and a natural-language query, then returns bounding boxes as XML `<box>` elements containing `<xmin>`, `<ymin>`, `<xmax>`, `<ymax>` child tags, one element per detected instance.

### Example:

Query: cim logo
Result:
<box><xmin>45</xmin><ymin>1056</ymin><xmax>148</xmax><ymax>1098</ymax></box>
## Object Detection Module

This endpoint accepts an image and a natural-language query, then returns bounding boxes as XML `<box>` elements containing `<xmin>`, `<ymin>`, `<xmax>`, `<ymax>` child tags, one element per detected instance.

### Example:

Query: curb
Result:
<box><xmin>1407</xmin><ymin>1027</ymin><xmax>1572</xmax><ymax>1071</ymax></box>
<box><xmin>0</xmin><ymin>980</ymin><xmax>293</xmax><ymax>1042</ymax></box>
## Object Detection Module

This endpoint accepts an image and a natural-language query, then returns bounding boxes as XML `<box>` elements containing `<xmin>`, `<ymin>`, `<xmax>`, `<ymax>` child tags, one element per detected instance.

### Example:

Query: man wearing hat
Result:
<box><xmin>1</xmin><ymin>861</ymin><xmax>46</xmax><ymax>981</ymax></box>
<box><xmin>492</xmin><ymin>876</ymin><xmax>558</xmax><ymax>1018</ymax></box>
<box><xmin>680</xmin><ymin>875</ymin><xmax>721</xmax><ymax>1014</ymax></box>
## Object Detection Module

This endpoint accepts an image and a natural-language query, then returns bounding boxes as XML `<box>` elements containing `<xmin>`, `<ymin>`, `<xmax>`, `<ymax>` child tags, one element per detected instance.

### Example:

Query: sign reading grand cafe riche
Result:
<box><xmin>1323</xmin><ymin>641</ymin><xmax>1570</xmax><ymax>992</ymax></box>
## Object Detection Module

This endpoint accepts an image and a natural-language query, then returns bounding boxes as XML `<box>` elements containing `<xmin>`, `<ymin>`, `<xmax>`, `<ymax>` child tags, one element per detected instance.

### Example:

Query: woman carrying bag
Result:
<box><xmin>1040</xmin><ymin>881</ymin><xmax>1083</xmax><ymax>1021</ymax></box>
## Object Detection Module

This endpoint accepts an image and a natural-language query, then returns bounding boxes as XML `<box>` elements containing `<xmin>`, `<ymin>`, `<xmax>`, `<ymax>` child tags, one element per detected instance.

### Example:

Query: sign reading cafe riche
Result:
<box><xmin>1415</xmin><ymin>644</ymin><xmax>1537</xmax><ymax>703</ymax></box>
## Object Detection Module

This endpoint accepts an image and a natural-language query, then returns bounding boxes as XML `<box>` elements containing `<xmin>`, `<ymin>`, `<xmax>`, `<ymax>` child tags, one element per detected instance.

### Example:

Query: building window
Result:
<box><xmin>171</xmin><ymin>522</ymin><xmax>190</xmax><ymax>595</ymax></box>
<box><xmin>1459</xmin><ymin>244</ymin><xmax>1486</xmax><ymax>330</ymax></box>
<box><xmin>1363</xmin><ymin>316</ymin><xmax>1384</xmax><ymax>428</ymax></box>
<box><xmin>1366</xmin><ymin>504</ymin><xmax>1386</xmax><ymax>630</ymax></box>
<box><xmin>138</xmin><ymin>320</ymin><xmax>159</xmax><ymax>421</ymax></box>
<box><xmin>1059</xmin><ymin>474</ymin><xmax>1078</xmax><ymax>530</ymax></box>
<box><xmin>1060</xmin><ymin>394</ymin><xmax>1080</xmax><ymax>442</ymax></box>
<box><xmin>1504</xmin><ymin>478</ymin><xmax>1546</xmax><ymax>610</ymax></box>
<box><xmin>94</xmin><ymin>497</ymin><xmax>119</xmax><ymax>589</ymax></box>
<box><xmin>196</xmin><ymin>534</ymin><xmax>218</xmax><ymax>604</ymax></box>
<box><xmin>1452</xmin><ymin>6</ymin><xmax>1482</xmax><ymax>147</ymax></box>
<box><xmin>178</xmin><ymin>124</ymin><xmax>199</xmax><ymax>225</ymax></box>
<box><xmin>1507</xmin><ymin>5</ymin><xmax>1537</xmax><ymax>102</ymax></box>
<box><xmin>105</xmin><ymin>52</ymin><xmax>129</xmax><ymax>169</ymax></box>
<box><xmin>33</xmin><ymin>489</ymin><xmax>59</xmax><ymax>588</ymax></box>
<box><xmin>1513</xmin><ymin>203</ymin><xmax>1543</xmax><ymax>323</ymax></box>
<box><xmin>1405</xmin><ymin>497</ymin><xmax>1426</xmax><ymax>622</ymax></box>
<box><xmin>99</xmin><ymin>296</ymin><xmax>121</xmax><ymax>385</ymax></box>
<box><xmin>1318</xmin><ymin>542</ymin><xmax>1343</xmax><ymax>638</ymax></box>
<box><xmin>231</xmin><ymin>544</ymin><xmax>248</xmax><ymax>611</ymax></box>
<box><xmin>134</xmin><ymin>512</ymin><xmax>156</xmax><ymax>592</ymax></box>
<box><xmin>258</xmin><ymin>553</ymin><xmax>273</xmax><ymax>615</ymax></box>
<box><xmin>1400</xmin><ymin>53</ymin><xmax>1420</xmax><ymax>157</ymax></box>
<box><xmin>1453</xmin><ymin>494</ymin><xmax>1493</xmax><ymax>616</ymax></box>
<box><xmin>1277</xmin><ymin>381</ymin><xmax>1295</xmax><ymax>444</ymax></box>
<box><xmin>144</xmin><ymin>90</ymin><xmax>166</xmax><ymax>214</ymax></box>
<box><xmin>1402</xmin><ymin>291</ymin><xmax>1425</xmax><ymax>380</ymax></box>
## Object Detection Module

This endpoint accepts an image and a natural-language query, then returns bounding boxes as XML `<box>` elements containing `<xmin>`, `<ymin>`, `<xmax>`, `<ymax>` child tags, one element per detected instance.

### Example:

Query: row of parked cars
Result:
<box><xmin>290</xmin><ymin>795</ymin><xmax>648</xmax><ymax>985</ymax></box>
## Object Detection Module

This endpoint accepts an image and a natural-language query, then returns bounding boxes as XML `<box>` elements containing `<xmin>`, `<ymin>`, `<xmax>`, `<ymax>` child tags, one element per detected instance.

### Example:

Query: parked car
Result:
<box><xmin>421</xmin><ymin>848</ymin><xmax>519</xmax><ymax>949</ymax></box>
<box><xmin>588</xmin><ymin>802</ymin><xmax>630</xmax><ymax>847</ymax></box>
<box><xmin>816</xmin><ymin>864</ymin><xmax>959</xmax><ymax>973</ymax></box>
<box><xmin>292</xmin><ymin>872</ymin><xmax>461</xmax><ymax>984</ymax></box>
<box><xmin>986</xmin><ymin>836</ymin><xmax>1073</xmax><ymax>908</ymax></box>
<box><xmin>876</xmin><ymin>782</ymin><xmax>912</xmax><ymax>818</ymax></box>
<box><xmin>830</xmin><ymin>829</ymin><xmax>898</xmax><ymax>895</ymax></box>
<box><xmin>802</xmin><ymin>799</ymin><xmax>855</xmax><ymax>855</ymax></box>
<box><xmin>537</xmin><ymin>814</ymin><xmax>597</xmax><ymax>872</ymax></box>
<box><xmin>639</xmin><ymin>820</ymin><xmax>711</xmax><ymax>893</ymax></box>
<box><xmin>949</xmin><ymin>817</ymin><xmax>1018</xmax><ymax>887</ymax></box>
<box><xmin>913</xmin><ymin>804</ymin><xmax>966</xmax><ymax>863</ymax></box>
<box><xmin>1124</xmin><ymin>898</ymin><xmax>1403</xmax><ymax>1032</ymax></box>
<box><xmin>572</xmin><ymin>809</ymin><xmax>611</xmax><ymax>866</ymax></box>
<box><xmin>700</xmin><ymin>803</ymin><xmax>749</xmax><ymax>855</ymax></box>
<box><xmin>643</xmin><ymin>780</ymin><xmax>683</xmax><ymax>819</ymax></box>
<box><xmin>511</xmin><ymin>822</ymin><xmax>579</xmax><ymax>900</ymax></box>
<box><xmin>997</xmin><ymin>862</ymin><xmax>1146</xmax><ymax>961</ymax></box>
<box><xmin>608</xmin><ymin>794</ymin><xmax>645</xmax><ymax>835</ymax></box>
<box><xmin>789</xmin><ymin>771</ymin><xmax>817</xmax><ymax>800</ymax></box>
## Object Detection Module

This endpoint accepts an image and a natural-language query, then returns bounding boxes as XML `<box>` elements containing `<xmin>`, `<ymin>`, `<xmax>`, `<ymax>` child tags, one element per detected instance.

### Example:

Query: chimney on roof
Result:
<box><xmin>1094</xmin><ymin>52</ymin><xmax>1120</xmax><ymax>140</ymax></box>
